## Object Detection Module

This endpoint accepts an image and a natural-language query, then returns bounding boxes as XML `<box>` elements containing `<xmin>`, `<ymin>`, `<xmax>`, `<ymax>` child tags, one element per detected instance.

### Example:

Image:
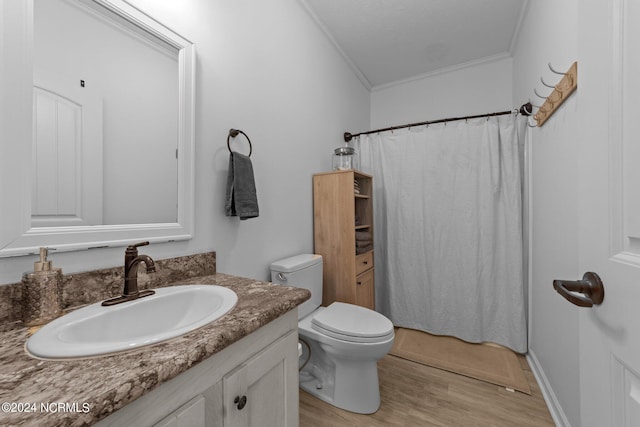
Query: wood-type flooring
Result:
<box><xmin>299</xmin><ymin>354</ymin><xmax>554</xmax><ymax>426</ymax></box>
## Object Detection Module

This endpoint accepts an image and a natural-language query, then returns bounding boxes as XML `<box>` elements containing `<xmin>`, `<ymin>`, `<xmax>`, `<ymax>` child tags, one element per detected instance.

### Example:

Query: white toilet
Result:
<box><xmin>270</xmin><ymin>254</ymin><xmax>394</xmax><ymax>414</ymax></box>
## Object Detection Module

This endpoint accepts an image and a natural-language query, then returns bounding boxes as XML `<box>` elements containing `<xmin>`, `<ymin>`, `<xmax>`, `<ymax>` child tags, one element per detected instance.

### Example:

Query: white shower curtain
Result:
<box><xmin>355</xmin><ymin>114</ymin><xmax>527</xmax><ymax>353</ymax></box>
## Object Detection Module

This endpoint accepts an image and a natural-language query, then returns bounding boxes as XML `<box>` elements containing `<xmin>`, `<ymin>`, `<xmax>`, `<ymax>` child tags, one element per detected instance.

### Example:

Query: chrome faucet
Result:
<box><xmin>102</xmin><ymin>241</ymin><xmax>156</xmax><ymax>306</ymax></box>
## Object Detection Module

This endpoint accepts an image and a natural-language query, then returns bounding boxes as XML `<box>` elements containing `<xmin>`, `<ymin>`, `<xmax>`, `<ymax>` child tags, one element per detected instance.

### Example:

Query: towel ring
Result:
<box><xmin>227</xmin><ymin>128</ymin><xmax>252</xmax><ymax>157</ymax></box>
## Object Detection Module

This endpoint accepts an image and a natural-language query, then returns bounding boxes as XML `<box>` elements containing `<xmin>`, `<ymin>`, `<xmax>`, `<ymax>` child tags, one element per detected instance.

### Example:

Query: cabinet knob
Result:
<box><xmin>234</xmin><ymin>395</ymin><xmax>247</xmax><ymax>410</ymax></box>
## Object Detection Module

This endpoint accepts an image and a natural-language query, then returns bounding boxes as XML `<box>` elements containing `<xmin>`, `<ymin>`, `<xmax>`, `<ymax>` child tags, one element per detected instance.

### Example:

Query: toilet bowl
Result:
<box><xmin>270</xmin><ymin>254</ymin><xmax>394</xmax><ymax>414</ymax></box>
<box><xmin>298</xmin><ymin>303</ymin><xmax>394</xmax><ymax>413</ymax></box>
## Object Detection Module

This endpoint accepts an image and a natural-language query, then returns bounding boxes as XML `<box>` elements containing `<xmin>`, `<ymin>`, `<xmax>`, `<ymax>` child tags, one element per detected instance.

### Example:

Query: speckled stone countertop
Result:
<box><xmin>0</xmin><ymin>254</ymin><xmax>310</xmax><ymax>427</ymax></box>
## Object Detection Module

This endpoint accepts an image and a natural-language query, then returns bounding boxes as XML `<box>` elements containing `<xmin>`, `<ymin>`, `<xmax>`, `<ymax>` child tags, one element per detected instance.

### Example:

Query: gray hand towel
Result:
<box><xmin>225</xmin><ymin>152</ymin><xmax>259</xmax><ymax>220</ymax></box>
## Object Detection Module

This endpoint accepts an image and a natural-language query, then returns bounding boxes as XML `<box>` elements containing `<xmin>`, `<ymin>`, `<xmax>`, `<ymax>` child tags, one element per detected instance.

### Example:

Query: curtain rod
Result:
<box><xmin>343</xmin><ymin>102</ymin><xmax>532</xmax><ymax>142</ymax></box>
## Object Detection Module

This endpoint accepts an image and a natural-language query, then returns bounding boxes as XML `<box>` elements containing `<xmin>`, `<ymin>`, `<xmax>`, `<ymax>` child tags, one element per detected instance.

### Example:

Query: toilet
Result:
<box><xmin>270</xmin><ymin>254</ymin><xmax>394</xmax><ymax>414</ymax></box>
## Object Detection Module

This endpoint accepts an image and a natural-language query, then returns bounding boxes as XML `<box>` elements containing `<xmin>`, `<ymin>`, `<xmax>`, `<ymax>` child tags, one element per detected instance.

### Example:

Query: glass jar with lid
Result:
<box><xmin>332</xmin><ymin>147</ymin><xmax>355</xmax><ymax>171</ymax></box>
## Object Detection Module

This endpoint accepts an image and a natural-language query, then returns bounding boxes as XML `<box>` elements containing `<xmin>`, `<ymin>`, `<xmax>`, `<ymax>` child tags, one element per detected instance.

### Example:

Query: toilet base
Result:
<box><xmin>300</xmin><ymin>358</ymin><xmax>381</xmax><ymax>414</ymax></box>
<box><xmin>296</xmin><ymin>305</ymin><xmax>394</xmax><ymax>415</ymax></box>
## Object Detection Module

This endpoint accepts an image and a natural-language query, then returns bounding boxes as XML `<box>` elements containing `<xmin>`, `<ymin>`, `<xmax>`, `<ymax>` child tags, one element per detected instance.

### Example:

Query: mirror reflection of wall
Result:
<box><xmin>33</xmin><ymin>0</ymin><xmax>179</xmax><ymax>226</ymax></box>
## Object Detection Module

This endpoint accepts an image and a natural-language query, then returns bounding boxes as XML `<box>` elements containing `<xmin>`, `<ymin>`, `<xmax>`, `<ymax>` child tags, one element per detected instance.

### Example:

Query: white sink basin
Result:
<box><xmin>26</xmin><ymin>284</ymin><xmax>238</xmax><ymax>359</ymax></box>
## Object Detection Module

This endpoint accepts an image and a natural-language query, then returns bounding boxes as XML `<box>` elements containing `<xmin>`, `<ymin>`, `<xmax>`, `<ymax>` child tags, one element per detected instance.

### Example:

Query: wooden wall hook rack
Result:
<box><xmin>534</xmin><ymin>62</ymin><xmax>578</xmax><ymax>127</ymax></box>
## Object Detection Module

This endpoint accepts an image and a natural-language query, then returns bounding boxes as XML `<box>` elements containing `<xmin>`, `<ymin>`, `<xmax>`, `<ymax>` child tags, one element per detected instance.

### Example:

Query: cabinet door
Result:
<box><xmin>154</xmin><ymin>396</ymin><xmax>205</xmax><ymax>427</ymax></box>
<box><xmin>355</xmin><ymin>269</ymin><xmax>375</xmax><ymax>310</ymax></box>
<box><xmin>223</xmin><ymin>331</ymin><xmax>298</xmax><ymax>427</ymax></box>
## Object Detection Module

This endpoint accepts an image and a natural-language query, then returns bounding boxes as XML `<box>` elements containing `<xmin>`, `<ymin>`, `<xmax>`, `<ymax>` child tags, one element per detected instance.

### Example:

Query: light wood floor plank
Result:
<box><xmin>300</xmin><ymin>354</ymin><xmax>554</xmax><ymax>426</ymax></box>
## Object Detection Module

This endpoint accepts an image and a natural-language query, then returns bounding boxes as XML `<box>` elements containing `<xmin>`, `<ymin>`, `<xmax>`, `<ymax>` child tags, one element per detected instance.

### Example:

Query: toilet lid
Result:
<box><xmin>311</xmin><ymin>302</ymin><xmax>394</xmax><ymax>342</ymax></box>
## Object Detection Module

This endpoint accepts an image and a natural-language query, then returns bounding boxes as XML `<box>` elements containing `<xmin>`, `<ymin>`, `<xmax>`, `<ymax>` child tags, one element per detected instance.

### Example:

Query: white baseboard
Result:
<box><xmin>526</xmin><ymin>350</ymin><xmax>571</xmax><ymax>427</ymax></box>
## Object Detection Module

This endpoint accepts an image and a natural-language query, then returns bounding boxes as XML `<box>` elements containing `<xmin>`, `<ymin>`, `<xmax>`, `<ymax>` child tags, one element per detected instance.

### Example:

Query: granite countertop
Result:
<box><xmin>0</xmin><ymin>273</ymin><xmax>310</xmax><ymax>427</ymax></box>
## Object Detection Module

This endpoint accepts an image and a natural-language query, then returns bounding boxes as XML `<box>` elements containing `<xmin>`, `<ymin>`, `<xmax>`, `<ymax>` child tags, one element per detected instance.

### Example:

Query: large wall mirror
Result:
<box><xmin>0</xmin><ymin>0</ymin><xmax>195</xmax><ymax>257</ymax></box>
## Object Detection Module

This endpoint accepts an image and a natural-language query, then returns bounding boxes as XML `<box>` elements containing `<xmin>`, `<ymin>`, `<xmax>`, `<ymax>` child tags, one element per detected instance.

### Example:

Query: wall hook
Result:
<box><xmin>527</xmin><ymin>62</ymin><xmax>578</xmax><ymax>127</ymax></box>
<box><xmin>548</xmin><ymin>62</ymin><xmax>565</xmax><ymax>75</ymax></box>
<box><xmin>540</xmin><ymin>77</ymin><xmax>556</xmax><ymax>89</ymax></box>
<box><xmin>533</xmin><ymin>88</ymin><xmax>548</xmax><ymax>99</ymax></box>
<box><xmin>535</xmin><ymin>87</ymin><xmax>561</xmax><ymax>104</ymax></box>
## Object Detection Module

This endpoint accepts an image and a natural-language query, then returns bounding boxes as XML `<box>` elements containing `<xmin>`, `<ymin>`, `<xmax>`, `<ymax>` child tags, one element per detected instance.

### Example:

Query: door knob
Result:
<box><xmin>553</xmin><ymin>272</ymin><xmax>605</xmax><ymax>307</ymax></box>
<box><xmin>234</xmin><ymin>395</ymin><xmax>247</xmax><ymax>410</ymax></box>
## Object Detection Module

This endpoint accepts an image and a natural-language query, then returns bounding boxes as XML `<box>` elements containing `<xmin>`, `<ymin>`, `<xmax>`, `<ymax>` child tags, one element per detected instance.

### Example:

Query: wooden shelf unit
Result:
<box><xmin>313</xmin><ymin>169</ymin><xmax>375</xmax><ymax>309</ymax></box>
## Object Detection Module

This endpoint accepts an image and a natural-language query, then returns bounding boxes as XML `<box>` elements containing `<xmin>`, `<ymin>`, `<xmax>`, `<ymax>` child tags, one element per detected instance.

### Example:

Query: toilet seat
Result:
<box><xmin>311</xmin><ymin>302</ymin><xmax>394</xmax><ymax>343</ymax></box>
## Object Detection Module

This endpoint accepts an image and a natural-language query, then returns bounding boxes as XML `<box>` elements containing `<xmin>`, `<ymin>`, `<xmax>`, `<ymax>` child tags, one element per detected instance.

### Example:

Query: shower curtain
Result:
<box><xmin>355</xmin><ymin>114</ymin><xmax>527</xmax><ymax>353</ymax></box>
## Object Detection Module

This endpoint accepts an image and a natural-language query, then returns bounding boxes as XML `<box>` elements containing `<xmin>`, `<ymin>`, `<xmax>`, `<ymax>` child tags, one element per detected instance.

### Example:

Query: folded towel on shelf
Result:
<box><xmin>355</xmin><ymin>231</ymin><xmax>373</xmax><ymax>241</ymax></box>
<box><xmin>356</xmin><ymin>244</ymin><xmax>373</xmax><ymax>255</ymax></box>
<box><xmin>225</xmin><ymin>152</ymin><xmax>259</xmax><ymax>220</ymax></box>
<box><xmin>356</xmin><ymin>240</ymin><xmax>373</xmax><ymax>248</ymax></box>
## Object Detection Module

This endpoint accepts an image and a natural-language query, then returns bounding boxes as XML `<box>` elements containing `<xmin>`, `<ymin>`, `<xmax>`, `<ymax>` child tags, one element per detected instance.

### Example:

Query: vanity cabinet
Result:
<box><xmin>313</xmin><ymin>170</ymin><xmax>375</xmax><ymax>309</ymax></box>
<box><xmin>154</xmin><ymin>396</ymin><xmax>205</xmax><ymax>427</ymax></box>
<box><xmin>96</xmin><ymin>311</ymin><xmax>299</xmax><ymax>427</ymax></box>
<box><xmin>222</xmin><ymin>331</ymin><xmax>294</xmax><ymax>426</ymax></box>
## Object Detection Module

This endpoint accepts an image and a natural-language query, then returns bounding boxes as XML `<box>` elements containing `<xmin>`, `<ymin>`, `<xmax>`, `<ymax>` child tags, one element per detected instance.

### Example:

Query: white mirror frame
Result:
<box><xmin>0</xmin><ymin>0</ymin><xmax>195</xmax><ymax>257</ymax></box>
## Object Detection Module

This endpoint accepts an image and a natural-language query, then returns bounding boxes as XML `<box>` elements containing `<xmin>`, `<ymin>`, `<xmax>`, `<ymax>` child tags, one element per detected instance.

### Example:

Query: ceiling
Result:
<box><xmin>302</xmin><ymin>0</ymin><xmax>528</xmax><ymax>89</ymax></box>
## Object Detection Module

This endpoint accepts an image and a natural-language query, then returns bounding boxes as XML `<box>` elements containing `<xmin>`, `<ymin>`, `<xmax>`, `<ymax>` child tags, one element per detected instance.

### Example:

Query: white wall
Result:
<box><xmin>512</xmin><ymin>1</ymin><xmax>580</xmax><ymax>426</ymax></box>
<box><xmin>370</xmin><ymin>57</ymin><xmax>513</xmax><ymax>129</ymax></box>
<box><xmin>0</xmin><ymin>0</ymin><xmax>369</xmax><ymax>284</ymax></box>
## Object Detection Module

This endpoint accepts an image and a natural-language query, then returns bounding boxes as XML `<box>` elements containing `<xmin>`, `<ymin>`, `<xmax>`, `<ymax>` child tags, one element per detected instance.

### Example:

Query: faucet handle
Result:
<box><xmin>126</xmin><ymin>241</ymin><xmax>150</xmax><ymax>256</ymax></box>
<box><xmin>128</xmin><ymin>241</ymin><xmax>150</xmax><ymax>250</ymax></box>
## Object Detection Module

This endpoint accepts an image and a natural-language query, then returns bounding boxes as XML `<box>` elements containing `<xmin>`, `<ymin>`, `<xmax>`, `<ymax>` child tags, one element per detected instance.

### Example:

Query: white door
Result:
<box><xmin>32</xmin><ymin>77</ymin><xmax>103</xmax><ymax>227</ymax></box>
<box><xmin>571</xmin><ymin>1</ymin><xmax>640</xmax><ymax>426</ymax></box>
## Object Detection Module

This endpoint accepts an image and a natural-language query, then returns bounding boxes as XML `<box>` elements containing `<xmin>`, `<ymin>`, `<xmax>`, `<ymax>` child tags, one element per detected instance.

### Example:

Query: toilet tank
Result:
<box><xmin>270</xmin><ymin>254</ymin><xmax>322</xmax><ymax>319</ymax></box>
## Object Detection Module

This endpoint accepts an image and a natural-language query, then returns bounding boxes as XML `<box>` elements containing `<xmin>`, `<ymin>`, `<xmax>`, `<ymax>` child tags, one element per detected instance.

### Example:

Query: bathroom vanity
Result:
<box><xmin>98</xmin><ymin>304</ymin><xmax>300</xmax><ymax>427</ymax></box>
<box><xmin>0</xmin><ymin>253</ymin><xmax>310</xmax><ymax>426</ymax></box>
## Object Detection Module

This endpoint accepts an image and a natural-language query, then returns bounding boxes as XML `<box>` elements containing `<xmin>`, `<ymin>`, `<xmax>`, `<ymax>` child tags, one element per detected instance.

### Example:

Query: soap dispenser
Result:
<box><xmin>22</xmin><ymin>247</ymin><xmax>63</xmax><ymax>327</ymax></box>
